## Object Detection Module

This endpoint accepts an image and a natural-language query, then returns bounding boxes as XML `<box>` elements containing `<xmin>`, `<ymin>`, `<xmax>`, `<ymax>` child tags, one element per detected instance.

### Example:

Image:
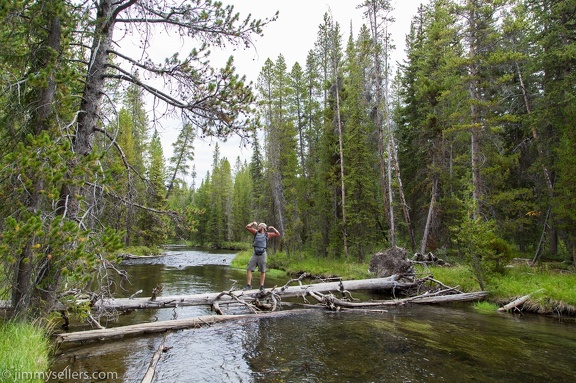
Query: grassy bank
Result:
<box><xmin>231</xmin><ymin>250</ymin><xmax>372</xmax><ymax>281</ymax></box>
<box><xmin>233</xmin><ymin>251</ymin><xmax>576</xmax><ymax>316</ymax></box>
<box><xmin>429</xmin><ymin>263</ymin><xmax>576</xmax><ymax>315</ymax></box>
<box><xmin>0</xmin><ymin>321</ymin><xmax>51</xmax><ymax>383</ymax></box>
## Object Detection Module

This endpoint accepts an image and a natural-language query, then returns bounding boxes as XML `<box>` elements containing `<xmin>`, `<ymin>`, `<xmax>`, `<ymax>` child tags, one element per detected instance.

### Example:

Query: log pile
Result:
<box><xmin>54</xmin><ymin>274</ymin><xmax>488</xmax><ymax>344</ymax></box>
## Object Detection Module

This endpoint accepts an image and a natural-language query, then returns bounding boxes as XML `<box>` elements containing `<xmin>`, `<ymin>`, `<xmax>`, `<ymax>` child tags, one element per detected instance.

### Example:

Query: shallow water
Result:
<box><xmin>50</xmin><ymin>247</ymin><xmax>576</xmax><ymax>383</ymax></box>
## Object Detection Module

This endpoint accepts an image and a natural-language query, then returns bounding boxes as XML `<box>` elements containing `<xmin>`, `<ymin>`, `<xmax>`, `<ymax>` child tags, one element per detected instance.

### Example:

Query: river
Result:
<box><xmin>49</xmin><ymin>247</ymin><xmax>576</xmax><ymax>383</ymax></box>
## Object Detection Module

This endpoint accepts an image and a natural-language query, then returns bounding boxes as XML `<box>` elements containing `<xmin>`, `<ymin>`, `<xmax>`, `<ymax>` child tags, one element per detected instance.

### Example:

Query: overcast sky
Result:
<box><xmin>158</xmin><ymin>0</ymin><xmax>424</xmax><ymax>185</ymax></box>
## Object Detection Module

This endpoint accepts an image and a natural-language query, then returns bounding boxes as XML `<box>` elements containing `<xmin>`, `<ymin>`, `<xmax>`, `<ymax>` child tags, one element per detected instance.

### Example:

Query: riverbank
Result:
<box><xmin>232</xmin><ymin>250</ymin><xmax>576</xmax><ymax>317</ymax></box>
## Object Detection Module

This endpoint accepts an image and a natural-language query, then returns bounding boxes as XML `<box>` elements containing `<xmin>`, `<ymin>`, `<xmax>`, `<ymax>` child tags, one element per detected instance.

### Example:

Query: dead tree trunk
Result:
<box><xmin>421</xmin><ymin>178</ymin><xmax>438</xmax><ymax>254</ymax></box>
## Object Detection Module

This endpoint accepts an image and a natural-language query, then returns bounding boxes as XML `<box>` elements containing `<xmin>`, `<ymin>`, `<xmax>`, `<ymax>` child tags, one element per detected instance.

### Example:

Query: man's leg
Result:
<box><xmin>246</xmin><ymin>269</ymin><xmax>252</xmax><ymax>287</ymax></box>
<box><xmin>259</xmin><ymin>272</ymin><xmax>266</xmax><ymax>289</ymax></box>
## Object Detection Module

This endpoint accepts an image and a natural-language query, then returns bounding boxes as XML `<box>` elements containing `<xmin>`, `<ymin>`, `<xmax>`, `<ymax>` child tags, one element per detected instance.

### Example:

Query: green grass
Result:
<box><xmin>472</xmin><ymin>301</ymin><xmax>500</xmax><ymax>313</ymax></box>
<box><xmin>422</xmin><ymin>264</ymin><xmax>483</xmax><ymax>292</ymax></box>
<box><xmin>232</xmin><ymin>250</ymin><xmax>372</xmax><ymax>280</ymax></box>
<box><xmin>0</xmin><ymin>321</ymin><xmax>51</xmax><ymax>383</ymax></box>
<box><xmin>426</xmin><ymin>263</ymin><xmax>576</xmax><ymax>314</ymax></box>
<box><xmin>485</xmin><ymin>264</ymin><xmax>576</xmax><ymax>312</ymax></box>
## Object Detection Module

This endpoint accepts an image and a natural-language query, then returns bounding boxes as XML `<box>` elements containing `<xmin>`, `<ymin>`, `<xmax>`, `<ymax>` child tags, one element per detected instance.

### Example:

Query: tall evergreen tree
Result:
<box><xmin>140</xmin><ymin>129</ymin><xmax>169</xmax><ymax>246</ymax></box>
<box><xmin>341</xmin><ymin>25</ymin><xmax>382</xmax><ymax>260</ymax></box>
<box><xmin>231</xmin><ymin>158</ymin><xmax>253</xmax><ymax>242</ymax></box>
<box><xmin>166</xmin><ymin>123</ymin><xmax>195</xmax><ymax>199</ymax></box>
<box><xmin>397</xmin><ymin>0</ymin><xmax>463</xmax><ymax>253</ymax></box>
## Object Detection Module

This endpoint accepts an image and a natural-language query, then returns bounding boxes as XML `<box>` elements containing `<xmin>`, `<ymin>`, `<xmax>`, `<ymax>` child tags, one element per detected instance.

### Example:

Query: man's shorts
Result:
<box><xmin>247</xmin><ymin>252</ymin><xmax>267</xmax><ymax>272</ymax></box>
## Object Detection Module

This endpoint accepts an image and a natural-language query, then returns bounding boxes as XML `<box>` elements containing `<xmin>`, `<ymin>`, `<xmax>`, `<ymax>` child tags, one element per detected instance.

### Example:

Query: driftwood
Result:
<box><xmin>0</xmin><ymin>275</ymin><xmax>413</xmax><ymax>315</ymax></box>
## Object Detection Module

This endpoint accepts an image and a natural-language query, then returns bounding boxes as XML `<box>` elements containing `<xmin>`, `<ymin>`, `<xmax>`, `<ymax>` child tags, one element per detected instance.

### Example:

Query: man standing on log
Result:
<box><xmin>244</xmin><ymin>221</ymin><xmax>281</xmax><ymax>292</ymax></box>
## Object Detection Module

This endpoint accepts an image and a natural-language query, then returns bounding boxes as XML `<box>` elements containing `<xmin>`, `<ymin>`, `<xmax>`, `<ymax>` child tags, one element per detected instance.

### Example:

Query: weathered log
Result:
<box><xmin>89</xmin><ymin>276</ymin><xmax>413</xmax><ymax>312</ymax></box>
<box><xmin>403</xmin><ymin>291</ymin><xmax>488</xmax><ymax>304</ymax></box>
<box><xmin>308</xmin><ymin>291</ymin><xmax>488</xmax><ymax>309</ymax></box>
<box><xmin>1</xmin><ymin>276</ymin><xmax>411</xmax><ymax>313</ymax></box>
<box><xmin>140</xmin><ymin>334</ymin><xmax>167</xmax><ymax>383</ymax></box>
<box><xmin>54</xmin><ymin>309</ymin><xmax>312</xmax><ymax>343</ymax></box>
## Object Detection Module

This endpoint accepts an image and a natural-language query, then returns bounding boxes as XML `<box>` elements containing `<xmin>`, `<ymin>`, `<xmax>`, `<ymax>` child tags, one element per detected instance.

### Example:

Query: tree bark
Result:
<box><xmin>390</xmin><ymin>133</ymin><xmax>415</xmax><ymax>251</ymax></box>
<box><xmin>140</xmin><ymin>334</ymin><xmax>167</xmax><ymax>383</ymax></box>
<box><xmin>420</xmin><ymin>177</ymin><xmax>438</xmax><ymax>254</ymax></box>
<box><xmin>335</xmin><ymin>78</ymin><xmax>349</xmax><ymax>258</ymax></box>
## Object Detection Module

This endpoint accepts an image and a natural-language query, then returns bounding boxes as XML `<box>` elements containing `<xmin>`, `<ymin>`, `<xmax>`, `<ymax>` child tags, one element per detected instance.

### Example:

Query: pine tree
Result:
<box><xmin>0</xmin><ymin>0</ymin><xmax>273</xmax><ymax>318</ymax></box>
<box><xmin>397</xmin><ymin>0</ymin><xmax>463</xmax><ymax>253</ymax></box>
<box><xmin>230</xmin><ymin>158</ymin><xmax>253</xmax><ymax>242</ymax></box>
<box><xmin>341</xmin><ymin>25</ymin><xmax>382</xmax><ymax>260</ymax></box>
<box><xmin>166</xmin><ymin>123</ymin><xmax>195</xmax><ymax>199</ymax></box>
<box><xmin>139</xmin><ymin>130</ymin><xmax>170</xmax><ymax>246</ymax></box>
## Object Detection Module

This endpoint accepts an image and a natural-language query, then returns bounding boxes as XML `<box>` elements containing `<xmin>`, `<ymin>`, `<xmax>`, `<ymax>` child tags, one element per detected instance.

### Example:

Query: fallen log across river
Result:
<box><xmin>88</xmin><ymin>275</ymin><xmax>413</xmax><ymax>312</ymax></box>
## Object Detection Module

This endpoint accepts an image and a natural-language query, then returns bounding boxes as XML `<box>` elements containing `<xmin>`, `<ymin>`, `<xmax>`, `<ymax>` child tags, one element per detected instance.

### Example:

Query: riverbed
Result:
<box><xmin>49</xmin><ymin>247</ymin><xmax>576</xmax><ymax>383</ymax></box>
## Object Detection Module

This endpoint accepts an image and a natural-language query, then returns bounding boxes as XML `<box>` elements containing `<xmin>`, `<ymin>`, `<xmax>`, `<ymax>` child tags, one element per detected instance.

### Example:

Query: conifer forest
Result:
<box><xmin>1</xmin><ymin>0</ymin><xmax>575</xmax><ymax>319</ymax></box>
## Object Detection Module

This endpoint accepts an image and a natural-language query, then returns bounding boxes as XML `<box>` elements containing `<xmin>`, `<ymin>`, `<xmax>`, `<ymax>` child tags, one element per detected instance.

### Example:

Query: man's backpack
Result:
<box><xmin>253</xmin><ymin>232</ymin><xmax>268</xmax><ymax>256</ymax></box>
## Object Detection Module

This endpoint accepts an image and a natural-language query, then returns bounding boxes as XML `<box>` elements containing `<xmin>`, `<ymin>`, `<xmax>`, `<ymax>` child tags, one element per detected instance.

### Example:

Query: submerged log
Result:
<box><xmin>140</xmin><ymin>334</ymin><xmax>168</xmax><ymax>383</ymax></box>
<box><xmin>89</xmin><ymin>276</ymin><xmax>413</xmax><ymax>312</ymax></box>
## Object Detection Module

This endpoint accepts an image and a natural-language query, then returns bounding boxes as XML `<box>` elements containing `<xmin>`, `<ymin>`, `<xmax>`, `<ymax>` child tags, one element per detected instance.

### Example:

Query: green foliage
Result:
<box><xmin>3</xmin><ymin>0</ymin><xmax>576</xmax><ymax>320</ymax></box>
<box><xmin>486</xmin><ymin>264</ymin><xmax>576</xmax><ymax>307</ymax></box>
<box><xmin>451</xmin><ymin>203</ymin><xmax>514</xmax><ymax>289</ymax></box>
<box><xmin>0</xmin><ymin>321</ymin><xmax>50</xmax><ymax>383</ymax></box>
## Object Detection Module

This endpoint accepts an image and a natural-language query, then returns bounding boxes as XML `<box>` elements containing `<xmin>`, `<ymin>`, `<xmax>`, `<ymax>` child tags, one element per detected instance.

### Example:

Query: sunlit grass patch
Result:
<box><xmin>230</xmin><ymin>250</ymin><xmax>251</xmax><ymax>269</ymax></box>
<box><xmin>472</xmin><ymin>301</ymin><xmax>499</xmax><ymax>313</ymax></box>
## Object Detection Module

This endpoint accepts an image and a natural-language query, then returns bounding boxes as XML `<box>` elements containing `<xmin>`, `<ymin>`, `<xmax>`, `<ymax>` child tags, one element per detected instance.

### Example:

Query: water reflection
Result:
<box><xmin>50</xmin><ymin>248</ymin><xmax>576</xmax><ymax>383</ymax></box>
